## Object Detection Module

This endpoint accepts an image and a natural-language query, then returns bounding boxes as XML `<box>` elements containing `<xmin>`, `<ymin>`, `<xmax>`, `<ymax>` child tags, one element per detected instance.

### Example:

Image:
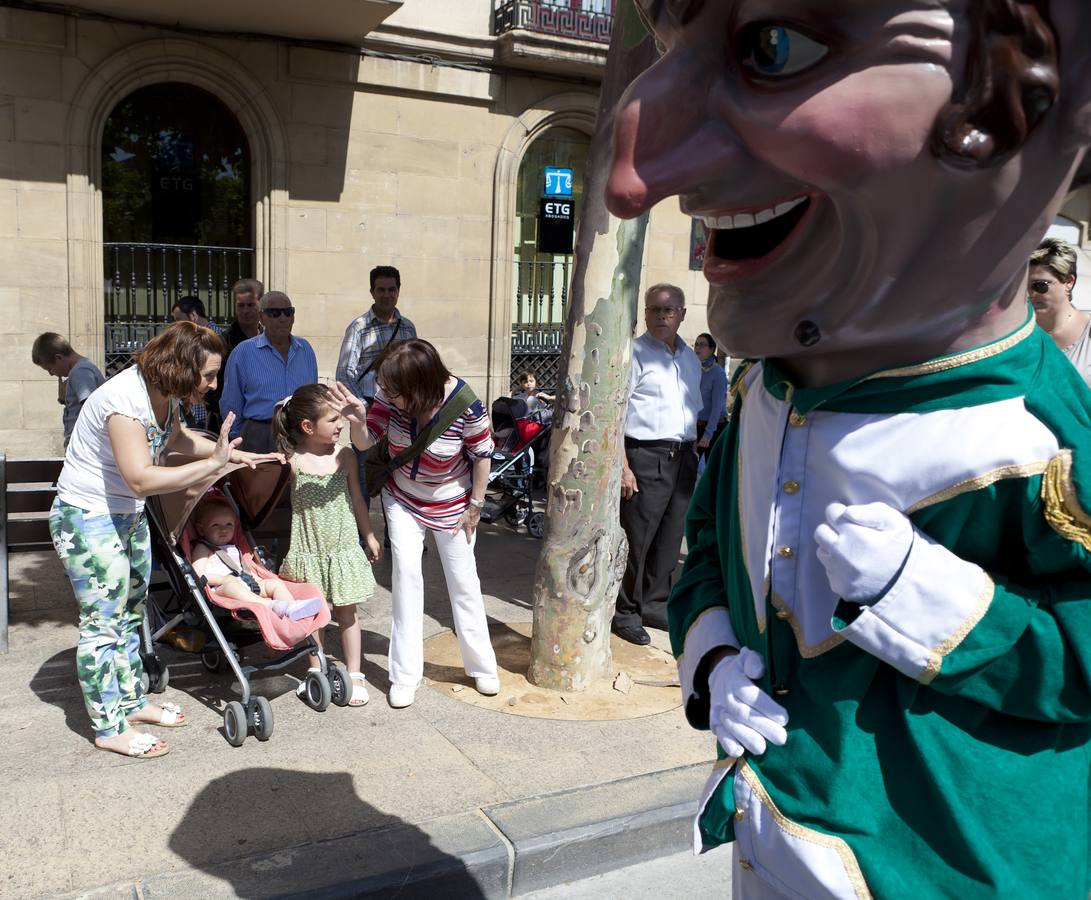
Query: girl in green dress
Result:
<box><xmin>273</xmin><ymin>383</ymin><xmax>381</xmax><ymax>706</ymax></box>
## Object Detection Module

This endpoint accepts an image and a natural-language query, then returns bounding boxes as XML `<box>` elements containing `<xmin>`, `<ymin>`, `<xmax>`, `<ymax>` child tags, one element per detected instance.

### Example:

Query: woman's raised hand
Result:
<box><xmin>212</xmin><ymin>413</ymin><xmax>243</xmax><ymax>467</ymax></box>
<box><xmin>329</xmin><ymin>381</ymin><xmax>368</xmax><ymax>424</ymax></box>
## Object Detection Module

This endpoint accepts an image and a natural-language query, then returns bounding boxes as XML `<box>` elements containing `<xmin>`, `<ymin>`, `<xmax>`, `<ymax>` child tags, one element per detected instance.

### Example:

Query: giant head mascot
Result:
<box><xmin>606</xmin><ymin>1</ymin><xmax>1091</xmax><ymax>897</ymax></box>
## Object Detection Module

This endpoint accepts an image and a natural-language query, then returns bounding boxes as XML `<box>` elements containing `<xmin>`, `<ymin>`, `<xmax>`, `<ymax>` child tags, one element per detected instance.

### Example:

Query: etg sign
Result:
<box><xmin>538</xmin><ymin>197</ymin><xmax>574</xmax><ymax>254</ymax></box>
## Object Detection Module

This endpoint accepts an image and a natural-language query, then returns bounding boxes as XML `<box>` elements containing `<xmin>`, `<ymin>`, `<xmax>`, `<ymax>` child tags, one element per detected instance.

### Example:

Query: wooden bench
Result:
<box><xmin>0</xmin><ymin>455</ymin><xmax>64</xmax><ymax>653</ymax></box>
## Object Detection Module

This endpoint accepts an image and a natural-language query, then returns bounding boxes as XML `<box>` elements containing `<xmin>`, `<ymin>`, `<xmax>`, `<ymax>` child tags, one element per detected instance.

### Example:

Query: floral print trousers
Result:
<box><xmin>49</xmin><ymin>500</ymin><xmax>152</xmax><ymax>738</ymax></box>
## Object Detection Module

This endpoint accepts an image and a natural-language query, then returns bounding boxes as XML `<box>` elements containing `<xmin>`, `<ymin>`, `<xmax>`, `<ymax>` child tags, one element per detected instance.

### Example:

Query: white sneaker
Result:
<box><xmin>474</xmin><ymin>675</ymin><xmax>500</xmax><ymax>696</ymax></box>
<box><xmin>388</xmin><ymin>683</ymin><xmax>418</xmax><ymax>708</ymax></box>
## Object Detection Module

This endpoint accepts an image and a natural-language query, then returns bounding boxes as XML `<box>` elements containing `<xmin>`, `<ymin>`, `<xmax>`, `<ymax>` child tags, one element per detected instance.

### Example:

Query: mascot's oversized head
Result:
<box><xmin>606</xmin><ymin>0</ymin><xmax>1091</xmax><ymax>383</ymax></box>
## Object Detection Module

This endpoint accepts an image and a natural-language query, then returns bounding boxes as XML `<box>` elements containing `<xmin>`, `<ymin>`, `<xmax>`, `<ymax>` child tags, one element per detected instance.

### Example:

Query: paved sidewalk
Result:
<box><xmin>0</xmin><ymin>517</ymin><xmax>714</xmax><ymax>898</ymax></box>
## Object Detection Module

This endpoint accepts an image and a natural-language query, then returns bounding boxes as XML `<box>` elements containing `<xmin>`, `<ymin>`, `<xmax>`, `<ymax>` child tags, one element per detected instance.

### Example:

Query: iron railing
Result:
<box><xmin>103</xmin><ymin>242</ymin><xmax>254</xmax><ymax>374</ymax></box>
<box><xmin>511</xmin><ymin>256</ymin><xmax>572</xmax><ymax>392</ymax></box>
<box><xmin>494</xmin><ymin>0</ymin><xmax>614</xmax><ymax>44</ymax></box>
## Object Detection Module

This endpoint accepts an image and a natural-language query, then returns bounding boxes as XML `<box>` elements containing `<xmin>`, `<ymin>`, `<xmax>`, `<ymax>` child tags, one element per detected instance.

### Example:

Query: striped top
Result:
<box><xmin>366</xmin><ymin>379</ymin><xmax>494</xmax><ymax>530</ymax></box>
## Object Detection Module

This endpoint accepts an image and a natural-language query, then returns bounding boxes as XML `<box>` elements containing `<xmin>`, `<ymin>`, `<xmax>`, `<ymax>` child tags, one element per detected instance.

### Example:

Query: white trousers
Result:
<box><xmin>383</xmin><ymin>492</ymin><xmax>498</xmax><ymax>687</ymax></box>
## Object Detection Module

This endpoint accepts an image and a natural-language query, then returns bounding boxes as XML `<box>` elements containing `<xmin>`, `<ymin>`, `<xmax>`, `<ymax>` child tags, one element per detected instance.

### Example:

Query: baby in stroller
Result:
<box><xmin>190</xmin><ymin>496</ymin><xmax>323</xmax><ymax>621</ymax></box>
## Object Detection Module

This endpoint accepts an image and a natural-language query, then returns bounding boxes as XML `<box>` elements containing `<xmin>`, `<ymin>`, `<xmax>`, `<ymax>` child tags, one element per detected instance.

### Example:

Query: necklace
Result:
<box><xmin>137</xmin><ymin>369</ymin><xmax>173</xmax><ymax>460</ymax></box>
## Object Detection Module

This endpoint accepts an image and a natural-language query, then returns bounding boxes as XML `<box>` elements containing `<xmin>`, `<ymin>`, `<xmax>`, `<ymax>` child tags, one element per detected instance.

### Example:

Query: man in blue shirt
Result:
<box><xmin>219</xmin><ymin>291</ymin><xmax>318</xmax><ymax>452</ymax></box>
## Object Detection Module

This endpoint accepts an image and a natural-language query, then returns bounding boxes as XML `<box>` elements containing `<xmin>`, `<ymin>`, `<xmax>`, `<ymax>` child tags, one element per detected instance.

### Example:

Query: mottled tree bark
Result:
<box><xmin>528</xmin><ymin>5</ymin><xmax>657</xmax><ymax>692</ymax></box>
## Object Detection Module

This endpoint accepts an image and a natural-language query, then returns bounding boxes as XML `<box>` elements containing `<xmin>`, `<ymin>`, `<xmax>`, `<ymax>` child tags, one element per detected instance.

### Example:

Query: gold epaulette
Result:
<box><xmin>728</xmin><ymin>359</ymin><xmax>756</xmax><ymax>410</ymax></box>
<box><xmin>1042</xmin><ymin>449</ymin><xmax>1091</xmax><ymax>553</ymax></box>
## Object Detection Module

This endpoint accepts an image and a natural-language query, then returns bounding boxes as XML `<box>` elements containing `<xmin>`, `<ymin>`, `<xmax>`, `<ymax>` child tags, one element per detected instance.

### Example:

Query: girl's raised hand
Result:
<box><xmin>329</xmin><ymin>381</ymin><xmax>368</xmax><ymax>424</ymax></box>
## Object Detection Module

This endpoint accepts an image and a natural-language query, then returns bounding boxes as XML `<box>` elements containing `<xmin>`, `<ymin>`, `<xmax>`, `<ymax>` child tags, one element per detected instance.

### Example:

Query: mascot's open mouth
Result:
<box><xmin>697</xmin><ymin>196</ymin><xmax>813</xmax><ymax>281</ymax></box>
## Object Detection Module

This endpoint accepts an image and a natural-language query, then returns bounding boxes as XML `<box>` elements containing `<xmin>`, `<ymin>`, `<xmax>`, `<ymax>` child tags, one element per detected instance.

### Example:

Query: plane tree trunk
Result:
<box><xmin>527</xmin><ymin>4</ymin><xmax>657</xmax><ymax>692</ymax></box>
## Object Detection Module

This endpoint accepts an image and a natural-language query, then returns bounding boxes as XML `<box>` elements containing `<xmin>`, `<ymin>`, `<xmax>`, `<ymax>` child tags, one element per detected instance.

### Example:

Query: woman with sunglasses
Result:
<box><xmin>49</xmin><ymin>322</ymin><xmax>282</xmax><ymax>759</ymax></box>
<box><xmin>1029</xmin><ymin>237</ymin><xmax>1091</xmax><ymax>386</ymax></box>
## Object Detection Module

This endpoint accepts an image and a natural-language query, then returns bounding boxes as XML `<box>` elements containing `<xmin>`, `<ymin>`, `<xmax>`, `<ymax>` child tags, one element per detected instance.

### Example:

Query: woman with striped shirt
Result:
<box><xmin>363</xmin><ymin>339</ymin><xmax>500</xmax><ymax>708</ymax></box>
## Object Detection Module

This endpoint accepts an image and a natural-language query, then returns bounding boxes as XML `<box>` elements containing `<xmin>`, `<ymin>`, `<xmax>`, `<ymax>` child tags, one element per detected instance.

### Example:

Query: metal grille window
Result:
<box><xmin>101</xmin><ymin>82</ymin><xmax>253</xmax><ymax>372</ymax></box>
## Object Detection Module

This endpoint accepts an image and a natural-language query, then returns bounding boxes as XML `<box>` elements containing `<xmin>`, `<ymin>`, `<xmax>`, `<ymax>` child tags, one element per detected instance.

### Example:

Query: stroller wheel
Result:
<box><xmin>224</xmin><ymin>700</ymin><xmax>247</xmax><ymax>747</ymax></box>
<box><xmin>328</xmin><ymin>664</ymin><xmax>353</xmax><ymax>707</ymax></box>
<box><xmin>302</xmin><ymin>670</ymin><xmax>332</xmax><ymax>712</ymax></box>
<box><xmin>503</xmin><ymin>506</ymin><xmax>528</xmax><ymax>527</ymax></box>
<box><xmin>200</xmin><ymin>648</ymin><xmax>223</xmax><ymax>673</ymax></box>
<box><xmin>251</xmin><ymin>696</ymin><xmax>274</xmax><ymax>741</ymax></box>
<box><xmin>527</xmin><ymin>511</ymin><xmax>547</xmax><ymax>539</ymax></box>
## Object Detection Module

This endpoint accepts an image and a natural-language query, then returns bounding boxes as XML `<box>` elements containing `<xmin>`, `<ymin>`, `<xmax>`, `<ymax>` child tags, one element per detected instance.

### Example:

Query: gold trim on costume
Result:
<box><xmin>771</xmin><ymin>593</ymin><xmax>845</xmax><ymax>658</ymax></box>
<box><xmin>863</xmin><ymin>317</ymin><xmax>1035</xmax><ymax>381</ymax></box>
<box><xmin>736</xmin><ymin>761</ymin><xmax>874</xmax><ymax>900</ymax></box>
<box><xmin>729</xmin><ymin>360</ymin><xmax>755</xmax><ymax>408</ymax></box>
<box><xmin>919</xmin><ymin>574</ymin><xmax>994</xmax><ymax>685</ymax></box>
<box><xmin>906</xmin><ymin>461</ymin><xmax>1050</xmax><ymax>514</ymax></box>
<box><xmin>1042</xmin><ymin>450</ymin><xmax>1091</xmax><ymax>553</ymax></box>
<box><xmin>714</xmin><ymin>756</ymin><xmax>739</xmax><ymax>771</ymax></box>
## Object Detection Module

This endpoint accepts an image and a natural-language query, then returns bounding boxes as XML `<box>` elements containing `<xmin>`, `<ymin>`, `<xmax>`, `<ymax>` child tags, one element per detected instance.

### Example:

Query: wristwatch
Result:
<box><xmin>469</xmin><ymin>497</ymin><xmax>485</xmax><ymax>509</ymax></box>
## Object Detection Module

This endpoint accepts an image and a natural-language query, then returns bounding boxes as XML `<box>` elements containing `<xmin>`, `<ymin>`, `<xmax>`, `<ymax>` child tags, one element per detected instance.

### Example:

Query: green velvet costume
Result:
<box><xmin>671</xmin><ymin>314</ymin><xmax>1091</xmax><ymax>898</ymax></box>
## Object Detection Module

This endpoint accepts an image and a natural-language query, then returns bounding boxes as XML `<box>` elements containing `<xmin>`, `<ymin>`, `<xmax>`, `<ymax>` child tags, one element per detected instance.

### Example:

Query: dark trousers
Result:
<box><xmin>614</xmin><ymin>442</ymin><xmax>698</xmax><ymax>631</ymax></box>
<box><xmin>239</xmin><ymin>417</ymin><xmax>275</xmax><ymax>453</ymax></box>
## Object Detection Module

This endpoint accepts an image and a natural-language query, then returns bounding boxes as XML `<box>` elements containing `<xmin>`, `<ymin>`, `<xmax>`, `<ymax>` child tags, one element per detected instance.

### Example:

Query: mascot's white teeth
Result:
<box><xmin>699</xmin><ymin>197</ymin><xmax>808</xmax><ymax>230</ymax></box>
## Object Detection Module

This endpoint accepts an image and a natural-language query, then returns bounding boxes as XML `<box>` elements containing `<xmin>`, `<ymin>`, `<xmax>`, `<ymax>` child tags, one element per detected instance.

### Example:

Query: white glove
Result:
<box><xmin>814</xmin><ymin>502</ymin><xmax>913</xmax><ymax>603</ymax></box>
<box><xmin>708</xmin><ymin>647</ymin><xmax>789</xmax><ymax>758</ymax></box>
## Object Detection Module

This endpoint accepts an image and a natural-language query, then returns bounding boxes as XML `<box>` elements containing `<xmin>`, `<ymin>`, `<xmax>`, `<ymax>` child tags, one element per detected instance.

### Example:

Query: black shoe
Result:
<box><xmin>612</xmin><ymin>623</ymin><xmax>651</xmax><ymax>646</ymax></box>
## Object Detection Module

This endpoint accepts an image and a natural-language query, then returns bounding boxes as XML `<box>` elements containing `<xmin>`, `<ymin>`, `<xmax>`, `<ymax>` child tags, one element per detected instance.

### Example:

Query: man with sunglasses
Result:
<box><xmin>613</xmin><ymin>283</ymin><xmax>703</xmax><ymax>646</ymax></box>
<box><xmin>219</xmin><ymin>291</ymin><xmax>318</xmax><ymax>452</ymax></box>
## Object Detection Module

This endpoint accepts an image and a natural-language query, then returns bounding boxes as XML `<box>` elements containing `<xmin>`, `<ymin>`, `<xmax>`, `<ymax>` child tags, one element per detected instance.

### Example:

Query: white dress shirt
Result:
<box><xmin>625</xmin><ymin>331</ymin><xmax>702</xmax><ymax>441</ymax></box>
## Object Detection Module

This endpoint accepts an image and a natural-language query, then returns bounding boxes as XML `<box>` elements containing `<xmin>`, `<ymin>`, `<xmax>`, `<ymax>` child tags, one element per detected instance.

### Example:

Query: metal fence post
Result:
<box><xmin>1</xmin><ymin>453</ymin><xmax>8</xmax><ymax>654</ymax></box>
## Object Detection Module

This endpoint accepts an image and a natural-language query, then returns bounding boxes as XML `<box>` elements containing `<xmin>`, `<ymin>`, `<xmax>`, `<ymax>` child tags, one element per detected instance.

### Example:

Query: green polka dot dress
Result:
<box><xmin>279</xmin><ymin>468</ymin><xmax>375</xmax><ymax>607</ymax></box>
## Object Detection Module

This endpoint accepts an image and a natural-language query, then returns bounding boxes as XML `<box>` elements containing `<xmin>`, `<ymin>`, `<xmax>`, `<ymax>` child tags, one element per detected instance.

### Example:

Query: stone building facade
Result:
<box><xmin>0</xmin><ymin>0</ymin><xmax>713</xmax><ymax>455</ymax></box>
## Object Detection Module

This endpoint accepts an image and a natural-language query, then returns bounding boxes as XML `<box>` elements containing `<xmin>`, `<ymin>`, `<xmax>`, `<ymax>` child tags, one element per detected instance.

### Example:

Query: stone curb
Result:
<box><xmin>57</xmin><ymin>762</ymin><xmax>710</xmax><ymax>899</ymax></box>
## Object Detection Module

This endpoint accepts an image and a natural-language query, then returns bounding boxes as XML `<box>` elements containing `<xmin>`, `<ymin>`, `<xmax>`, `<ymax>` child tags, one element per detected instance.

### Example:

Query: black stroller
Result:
<box><xmin>140</xmin><ymin>459</ymin><xmax>353</xmax><ymax>746</ymax></box>
<box><xmin>480</xmin><ymin>396</ymin><xmax>552</xmax><ymax>538</ymax></box>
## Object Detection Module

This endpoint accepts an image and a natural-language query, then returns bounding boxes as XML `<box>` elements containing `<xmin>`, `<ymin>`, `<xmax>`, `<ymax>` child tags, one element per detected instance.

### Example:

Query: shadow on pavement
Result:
<box><xmin>168</xmin><ymin>768</ymin><xmax>490</xmax><ymax>899</ymax></box>
<box><xmin>28</xmin><ymin>646</ymin><xmax>87</xmax><ymax>739</ymax></box>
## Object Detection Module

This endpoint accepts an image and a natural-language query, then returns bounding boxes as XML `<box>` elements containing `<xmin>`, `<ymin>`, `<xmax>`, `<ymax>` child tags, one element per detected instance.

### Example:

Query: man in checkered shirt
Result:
<box><xmin>335</xmin><ymin>266</ymin><xmax>417</xmax><ymax>403</ymax></box>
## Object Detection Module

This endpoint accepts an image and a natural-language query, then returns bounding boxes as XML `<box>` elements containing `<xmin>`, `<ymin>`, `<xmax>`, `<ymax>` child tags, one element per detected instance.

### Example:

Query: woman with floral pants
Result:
<box><xmin>49</xmin><ymin>323</ymin><xmax>280</xmax><ymax>759</ymax></box>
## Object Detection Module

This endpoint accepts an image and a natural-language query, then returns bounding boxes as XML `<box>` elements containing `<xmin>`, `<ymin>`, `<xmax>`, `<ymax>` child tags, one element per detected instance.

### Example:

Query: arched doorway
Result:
<box><xmin>101</xmin><ymin>83</ymin><xmax>253</xmax><ymax>372</ymax></box>
<box><xmin>510</xmin><ymin>127</ymin><xmax>590</xmax><ymax>392</ymax></box>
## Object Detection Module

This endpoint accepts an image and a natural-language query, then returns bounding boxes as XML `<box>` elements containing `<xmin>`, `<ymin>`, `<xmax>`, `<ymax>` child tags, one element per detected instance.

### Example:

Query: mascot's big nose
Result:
<box><xmin>605</xmin><ymin>52</ymin><xmax>740</xmax><ymax>220</ymax></box>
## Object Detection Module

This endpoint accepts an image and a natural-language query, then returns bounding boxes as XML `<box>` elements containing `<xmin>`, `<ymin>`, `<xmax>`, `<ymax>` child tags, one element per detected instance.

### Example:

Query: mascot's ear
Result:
<box><xmin>931</xmin><ymin>0</ymin><xmax>1059</xmax><ymax>171</ymax></box>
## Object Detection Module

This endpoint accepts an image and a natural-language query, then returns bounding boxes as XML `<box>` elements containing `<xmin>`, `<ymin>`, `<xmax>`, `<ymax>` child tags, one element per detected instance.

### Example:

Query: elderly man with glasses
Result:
<box><xmin>219</xmin><ymin>291</ymin><xmax>318</xmax><ymax>452</ymax></box>
<box><xmin>613</xmin><ymin>283</ymin><xmax>703</xmax><ymax>646</ymax></box>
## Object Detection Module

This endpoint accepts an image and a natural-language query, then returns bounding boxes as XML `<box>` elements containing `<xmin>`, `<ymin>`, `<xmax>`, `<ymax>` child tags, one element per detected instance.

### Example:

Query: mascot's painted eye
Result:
<box><xmin>741</xmin><ymin>24</ymin><xmax>828</xmax><ymax>78</ymax></box>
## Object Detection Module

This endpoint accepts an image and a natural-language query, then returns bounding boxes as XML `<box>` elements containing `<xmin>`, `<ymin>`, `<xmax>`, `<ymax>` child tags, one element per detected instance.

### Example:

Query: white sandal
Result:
<box><xmin>128</xmin><ymin>701</ymin><xmax>188</xmax><ymax>728</ymax></box>
<box><xmin>120</xmin><ymin>732</ymin><xmax>170</xmax><ymax>759</ymax></box>
<box><xmin>348</xmin><ymin>672</ymin><xmax>370</xmax><ymax>707</ymax></box>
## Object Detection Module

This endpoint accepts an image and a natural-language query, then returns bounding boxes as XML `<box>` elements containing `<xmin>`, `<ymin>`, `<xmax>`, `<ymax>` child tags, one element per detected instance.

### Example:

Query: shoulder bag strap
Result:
<box><xmin>386</xmin><ymin>383</ymin><xmax>476</xmax><ymax>472</ymax></box>
<box><xmin>355</xmin><ymin>318</ymin><xmax>403</xmax><ymax>391</ymax></box>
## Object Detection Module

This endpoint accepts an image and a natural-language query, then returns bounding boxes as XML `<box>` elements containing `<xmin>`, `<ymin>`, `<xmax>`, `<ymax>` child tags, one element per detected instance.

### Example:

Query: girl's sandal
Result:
<box><xmin>349</xmin><ymin>672</ymin><xmax>370</xmax><ymax>707</ymax></box>
<box><xmin>128</xmin><ymin>701</ymin><xmax>189</xmax><ymax>728</ymax></box>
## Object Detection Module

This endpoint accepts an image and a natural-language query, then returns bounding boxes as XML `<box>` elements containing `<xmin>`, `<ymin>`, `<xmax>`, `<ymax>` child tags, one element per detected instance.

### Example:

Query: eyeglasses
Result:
<box><xmin>646</xmin><ymin>305</ymin><xmax>682</xmax><ymax>318</ymax></box>
<box><xmin>263</xmin><ymin>307</ymin><xmax>295</xmax><ymax>318</ymax></box>
<box><xmin>1028</xmin><ymin>280</ymin><xmax>1055</xmax><ymax>295</ymax></box>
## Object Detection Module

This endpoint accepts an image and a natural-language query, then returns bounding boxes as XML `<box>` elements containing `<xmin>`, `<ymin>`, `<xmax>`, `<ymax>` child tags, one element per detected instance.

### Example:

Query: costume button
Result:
<box><xmin>776</xmin><ymin>546</ymin><xmax>794</xmax><ymax>559</ymax></box>
<box><xmin>789</xmin><ymin>410</ymin><xmax>807</xmax><ymax>427</ymax></box>
<box><xmin>783</xmin><ymin>480</ymin><xmax>800</xmax><ymax>494</ymax></box>
<box><xmin>735</xmin><ymin>809</ymin><xmax>746</xmax><ymax>822</ymax></box>
<box><xmin>739</xmin><ymin>857</ymin><xmax>754</xmax><ymax>871</ymax></box>
<box><xmin>775</xmin><ymin>609</ymin><xmax>791</xmax><ymax>620</ymax></box>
